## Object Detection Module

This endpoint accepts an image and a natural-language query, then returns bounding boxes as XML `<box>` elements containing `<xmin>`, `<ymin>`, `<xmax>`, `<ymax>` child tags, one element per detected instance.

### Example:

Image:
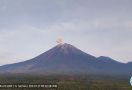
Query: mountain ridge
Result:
<box><xmin>0</xmin><ymin>43</ymin><xmax>131</xmax><ymax>75</ymax></box>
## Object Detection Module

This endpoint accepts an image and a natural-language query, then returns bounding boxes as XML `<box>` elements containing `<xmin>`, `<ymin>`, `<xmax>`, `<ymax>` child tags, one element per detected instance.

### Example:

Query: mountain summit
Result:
<box><xmin>0</xmin><ymin>43</ymin><xmax>131</xmax><ymax>75</ymax></box>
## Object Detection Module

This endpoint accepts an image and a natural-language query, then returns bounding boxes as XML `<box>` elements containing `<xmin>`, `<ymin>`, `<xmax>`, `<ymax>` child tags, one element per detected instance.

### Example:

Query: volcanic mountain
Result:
<box><xmin>0</xmin><ymin>43</ymin><xmax>131</xmax><ymax>75</ymax></box>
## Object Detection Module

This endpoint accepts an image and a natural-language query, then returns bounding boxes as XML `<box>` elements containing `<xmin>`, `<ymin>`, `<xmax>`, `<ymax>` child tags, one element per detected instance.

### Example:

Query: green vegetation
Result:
<box><xmin>0</xmin><ymin>74</ymin><xmax>131</xmax><ymax>90</ymax></box>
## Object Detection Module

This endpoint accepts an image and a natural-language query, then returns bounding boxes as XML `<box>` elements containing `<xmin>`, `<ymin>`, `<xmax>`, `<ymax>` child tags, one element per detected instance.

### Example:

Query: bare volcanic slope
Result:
<box><xmin>0</xmin><ymin>43</ymin><xmax>131</xmax><ymax>75</ymax></box>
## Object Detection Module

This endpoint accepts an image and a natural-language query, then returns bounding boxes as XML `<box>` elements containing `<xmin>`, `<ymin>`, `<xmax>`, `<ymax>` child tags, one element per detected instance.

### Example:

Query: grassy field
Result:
<box><xmin>0</xmin><ymin>74</ymin><xmax>131</xmax><ymax>90</ymax></box>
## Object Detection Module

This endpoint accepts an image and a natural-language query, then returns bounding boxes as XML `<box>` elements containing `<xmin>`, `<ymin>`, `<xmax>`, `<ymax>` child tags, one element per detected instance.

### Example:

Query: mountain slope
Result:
<box><xmin>0</xmin><ymin>43</ymin><xmax>98</xmax><ymax>74</ymax></box>
<box><xmin>0</xmin><ymin>43</ymin><xmax>131</xmax><ymax>75</ymax></box>
<box><xmin>97</xmin><ymin>56</ymin><xmax>129</xmax><ymax>74</ymax></box>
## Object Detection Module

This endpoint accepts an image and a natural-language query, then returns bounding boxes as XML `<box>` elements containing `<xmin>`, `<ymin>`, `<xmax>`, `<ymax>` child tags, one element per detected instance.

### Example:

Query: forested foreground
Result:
<box><xmin>0</xmin><ymin>74</ymin><xmax>131</xmax><ymax>90</ymax></box>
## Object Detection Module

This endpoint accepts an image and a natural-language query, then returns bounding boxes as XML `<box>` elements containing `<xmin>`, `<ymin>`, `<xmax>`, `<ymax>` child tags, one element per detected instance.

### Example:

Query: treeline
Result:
<box><xmin>0</xmin><ymin>74</ymin><xmax>131</xmax><ymax>90</ymax></box>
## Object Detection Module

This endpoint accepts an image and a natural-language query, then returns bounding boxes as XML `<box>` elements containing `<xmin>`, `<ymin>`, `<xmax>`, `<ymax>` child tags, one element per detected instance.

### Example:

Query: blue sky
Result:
<box><xmin>0</xmin><ymin>0</ymin><xmax>132</xmax><ymax>65</ymax></box>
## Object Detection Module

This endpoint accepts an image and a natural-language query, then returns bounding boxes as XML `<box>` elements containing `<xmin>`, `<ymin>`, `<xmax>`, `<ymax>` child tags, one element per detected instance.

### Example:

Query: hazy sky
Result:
<box><xmin>0</xmin><ymin>0</ymin><xmax>132</xmax><ymax>65</ymax></box>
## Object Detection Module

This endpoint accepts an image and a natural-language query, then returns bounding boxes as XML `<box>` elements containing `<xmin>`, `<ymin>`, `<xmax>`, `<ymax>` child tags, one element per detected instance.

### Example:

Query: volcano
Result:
<box><xmin>0</xmin><ymin>43</ymin><xmax>131</xmax><ymax>75</ymax></box>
